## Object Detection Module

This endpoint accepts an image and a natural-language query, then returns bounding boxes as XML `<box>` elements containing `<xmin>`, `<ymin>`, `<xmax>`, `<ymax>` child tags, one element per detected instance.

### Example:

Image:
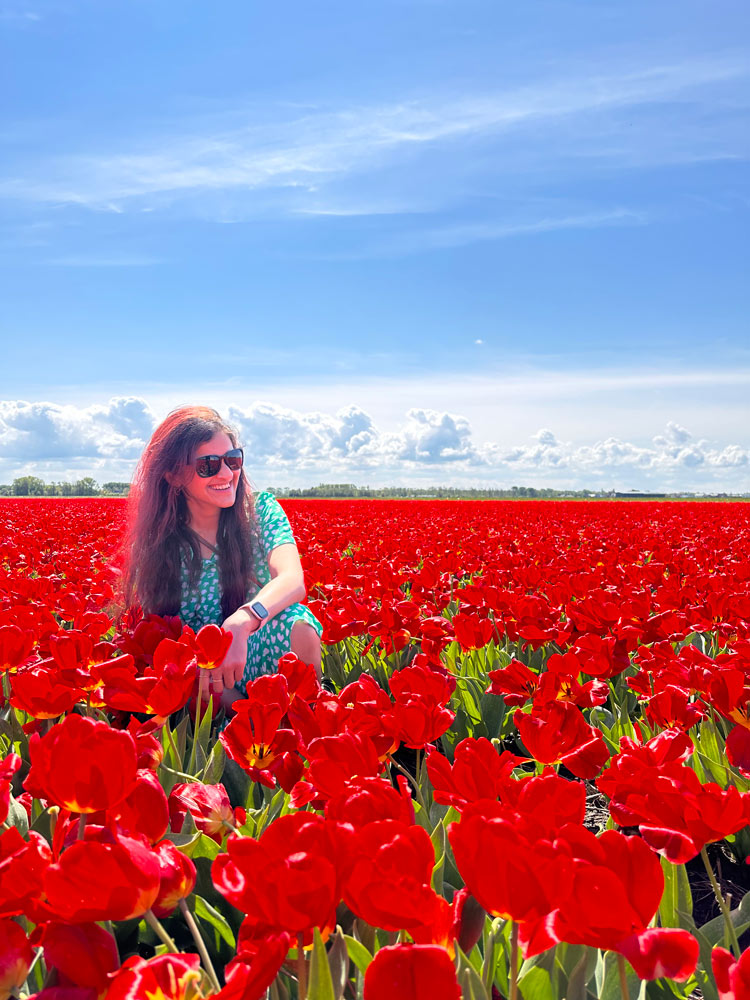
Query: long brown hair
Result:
<box><xmin>121</xmin><ymin>406</ymin><xmax>258</xmax><ymax>620</ymax></box>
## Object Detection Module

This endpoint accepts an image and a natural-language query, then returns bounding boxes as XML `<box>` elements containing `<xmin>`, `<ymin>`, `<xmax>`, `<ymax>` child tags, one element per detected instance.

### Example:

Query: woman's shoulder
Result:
<box><xmin>252</xmin><ymin>490</ymin><xmax>295</xmax><ymax>547</ymax></box>
<box><xmin>253</xmin><ymin>490</ymin><xmax>286</xmax><ymax>518</ymax></box>
<box><xmin>253</xmin><ymin>489</ymin><xmax>277</xmax><ymax>507</ymax></box>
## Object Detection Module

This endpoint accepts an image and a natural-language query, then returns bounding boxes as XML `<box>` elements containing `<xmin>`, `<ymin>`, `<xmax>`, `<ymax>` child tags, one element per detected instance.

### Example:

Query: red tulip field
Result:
<box><xmin>3</xmin><ymin>497</ymin><xmax>750</xmax><ymax>1000</ymax></box>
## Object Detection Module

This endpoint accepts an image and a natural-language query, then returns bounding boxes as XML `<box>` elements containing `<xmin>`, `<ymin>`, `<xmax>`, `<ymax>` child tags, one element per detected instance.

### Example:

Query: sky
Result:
<box><xmin>1</xmin><ymin>0</ymin><xmax>749</xmax><ymax>491</ymax></box>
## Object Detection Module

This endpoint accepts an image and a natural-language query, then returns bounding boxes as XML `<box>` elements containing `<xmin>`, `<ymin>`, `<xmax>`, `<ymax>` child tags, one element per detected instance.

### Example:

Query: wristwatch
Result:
<box><xmin>246</xmin><ymin>600</ymin><xmax>269</xmax><ymax>626</ymax></box>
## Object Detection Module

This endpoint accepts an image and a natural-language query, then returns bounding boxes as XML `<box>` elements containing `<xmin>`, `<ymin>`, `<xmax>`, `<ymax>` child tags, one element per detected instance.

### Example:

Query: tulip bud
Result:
<box><xmin>452</xmin><ymin>888</ymin><xmax>486</xmax><ymax>955</ymax></box>
<box><xmin>151</xmin><ymin>840</ymin><xmax>197</xmax><ymax>918</ymax></box>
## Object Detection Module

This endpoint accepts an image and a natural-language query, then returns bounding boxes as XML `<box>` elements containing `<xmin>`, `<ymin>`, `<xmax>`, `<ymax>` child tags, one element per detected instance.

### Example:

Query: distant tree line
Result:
<box><xmin>0</xmin><ymin>477</ymin><xmax>131</xmax><ymax>497</ymax></box>
<box><xmin>270</xmin><ymin>483</ymin><xmax>610</xmax><ymax>499</ymax></box>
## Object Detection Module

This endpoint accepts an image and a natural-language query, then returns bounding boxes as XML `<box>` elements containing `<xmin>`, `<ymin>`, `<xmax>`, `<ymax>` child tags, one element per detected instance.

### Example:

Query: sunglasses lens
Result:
<box><xmin>224</xmin><ymin>449</ymin><xmax>243</xmax><ymax>471</ymax></box>
<box><xmin>196</xmin><ymin>456</ymin><xmax>220</xmax><ymax>478</ymax></box>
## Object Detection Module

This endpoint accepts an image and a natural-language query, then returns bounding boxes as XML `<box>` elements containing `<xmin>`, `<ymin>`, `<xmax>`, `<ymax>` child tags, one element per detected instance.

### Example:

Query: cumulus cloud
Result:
<box><xmin>389</xmin><ymin>409</ymin><xmax>478</xmax><ymax>464</ymax></box>
<box><xmin>0</xmin><ymin>397</ymin><xmax>749</xmax><ymax>491</ymax></box>
<box><xmin>0</xmin><ymin>397</ymin><xmax>156</xmax><ymax>462</ymax></box>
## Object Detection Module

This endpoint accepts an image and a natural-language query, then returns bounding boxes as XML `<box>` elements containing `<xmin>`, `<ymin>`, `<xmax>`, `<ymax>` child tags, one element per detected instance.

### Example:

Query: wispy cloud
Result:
<box><xmin>0</xmin><ymin>8</ymin><xmax>40</xmax><ymax>22</ymax></box>
<box><xmin>43</xmin><ymin>255</ymin><xmax>162</xmax><ymax>267</ymax></box>
<box><xmin>323</xmin><ymin>208</ymin><xmax>646</xmax><ymax>258</ymax></box>
<box><xmin>1</xmin><ymin>54</ymin><xmax>746</xmax><ymax>213</ymax></box>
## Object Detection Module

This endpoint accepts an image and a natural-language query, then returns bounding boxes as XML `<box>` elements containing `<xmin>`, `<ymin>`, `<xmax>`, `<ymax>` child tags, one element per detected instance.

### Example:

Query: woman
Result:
<box><xmin>121</xmin><ymin>406</ymin><xmax>322</xmax><ymax>707</ymax></box>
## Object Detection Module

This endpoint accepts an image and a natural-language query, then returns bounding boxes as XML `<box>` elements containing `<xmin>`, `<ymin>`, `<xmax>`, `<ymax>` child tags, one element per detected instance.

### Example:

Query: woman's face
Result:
<box><xmin>181</xmin><ymin>431</ymin><xmax>242</xmax><ymax>517</ymax></box>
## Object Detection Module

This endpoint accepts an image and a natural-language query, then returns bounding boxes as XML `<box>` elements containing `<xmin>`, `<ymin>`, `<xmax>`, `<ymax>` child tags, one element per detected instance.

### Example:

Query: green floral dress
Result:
<box><xmin>179</xmin><ymin>491</ymin><xmax>322</xmax><ymax>691</ymax></box>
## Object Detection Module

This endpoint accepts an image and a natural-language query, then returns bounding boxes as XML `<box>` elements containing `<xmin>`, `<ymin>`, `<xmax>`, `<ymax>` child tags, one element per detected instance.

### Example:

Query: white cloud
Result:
<box><xmin>1</xmin><ymin>396</ymin><xmax>749</xmax><ymax>492</ymax></box>
<box><xmin>0</xmin><ymin>397</ymin><xmax>156</xmax><ymax>463</ymax></box>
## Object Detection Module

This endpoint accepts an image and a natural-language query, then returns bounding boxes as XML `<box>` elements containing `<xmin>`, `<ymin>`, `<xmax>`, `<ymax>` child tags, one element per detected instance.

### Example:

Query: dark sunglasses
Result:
<box><xmin>193</xmin><ymin>448</ymin><xmax>244</xmax><ymax>478</ymax></box>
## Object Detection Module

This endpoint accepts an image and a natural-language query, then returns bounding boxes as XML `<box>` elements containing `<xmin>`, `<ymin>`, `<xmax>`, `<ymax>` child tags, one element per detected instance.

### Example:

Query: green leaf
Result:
<box><xmin>202</xmin><ymin>738</ymin><xmax>226</xmax><ymax>785</ymax></box>
<box><xmin>164</xmin><ymin>829</ymin><xmax>202</xmax><ymax>851</ymax></box>
<box><xmin>326</xmin><ymin>927</ymin><xmax>349</xmax><ymax>1000</ymax></box>
<box><xmin>457</xmin><ymin>963</ymin><xmax>491</xmax><ymax>1000</ymax></box>
<box><xmin>430</xmin><ymin>817</ymin><xmax>446</xmax><ymax>893</ymax></box>
<box><xmin>518</xmin><ymin>966</ymin><xmax>555</xmax><ymax>1000</ymax></box>
<box><xmin>174</xmin><ymin>714</ymin><xmax>190</xmax><ymax>763</ymax></box>
<box><xmin>306</xmin><ymin>926</ymin><xmax>335</xmax><ymax>1000</ymax></box>
<box><xmin>675</xmin><ymin>918</ymin><xmax>718</xmax><ymax>1000</ymax></box>
<box><xmin>5</xmin><ymin>794</ymin><xmax>28</xmax><ymax>836</ymax></box>
<box><xmin>194</xmin><ymin>894</ymin><xmax>235</xmax><ymax>949</ymax></box>
<box><xmin>601</xmin><ymin>951</ymin><xmax>645</xmax><ymax>1000</ymax></box>
<box><xmin>659</xmin><ymin>858</ymin><xmax>693</xmax><ymax>930</ymax></box>
<box><xmin>693</xmin><ymin>888</ymin><xmax>750</xmax><ymax>947</ymax></box>
<box><xmin>184</xmin><ymin>832</ymin><xmax>221</xmax><ymax>861</ymax></box>
<box><xmin>566</xmin><ymin>946</ymin><xmax>597</xmax><ymax>1000</ymax></box>
<box><xmin>343</xmin><ymin>934</ymin><xmax>373</xmax><ymax>976</ymax></box>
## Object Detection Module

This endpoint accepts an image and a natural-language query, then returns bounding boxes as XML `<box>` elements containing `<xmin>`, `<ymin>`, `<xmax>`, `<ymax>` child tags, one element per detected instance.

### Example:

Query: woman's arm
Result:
<box><xmin>238</xmin><ymin>543</ymin><xmax>306</xmax><ymax>623</ymax></box>
<box><xmin>206</xmin><ymin>543</ymin><xmax>306</xmax><ymax>698</ymax></box>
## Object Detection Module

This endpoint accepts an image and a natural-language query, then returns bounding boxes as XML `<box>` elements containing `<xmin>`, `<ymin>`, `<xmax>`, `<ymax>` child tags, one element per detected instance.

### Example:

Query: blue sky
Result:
<box><xmin>2</xmin><ymin>0</ymin><xmax>749</xmax><ymax>490</ymax></box>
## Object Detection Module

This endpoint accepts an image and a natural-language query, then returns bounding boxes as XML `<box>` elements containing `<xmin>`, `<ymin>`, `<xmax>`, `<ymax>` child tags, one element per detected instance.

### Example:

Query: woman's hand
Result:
<box><xmin>202</xmin><ymin>610</ymin><xmax>258</xmax><ymax>699</ymax></box>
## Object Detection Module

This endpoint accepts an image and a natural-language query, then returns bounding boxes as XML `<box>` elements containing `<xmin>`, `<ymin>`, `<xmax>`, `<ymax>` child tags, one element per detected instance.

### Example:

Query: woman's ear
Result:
<box><xmin>165</xmin><ymin>471</ymin><xmax>185</xmax><ymax>489</ymax></box>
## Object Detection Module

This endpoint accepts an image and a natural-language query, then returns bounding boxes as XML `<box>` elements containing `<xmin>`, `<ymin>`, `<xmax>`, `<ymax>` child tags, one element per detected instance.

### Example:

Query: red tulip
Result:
<box><xmin>712</xmin><ymin>946</ymin><xmax>750</xmax><ymax>1000</ymax></box>
<box><xmin>98</xmin><ymin>640</ymin><xmax>197</xmax><ymax>717</ymax></box>
<box><xmin>108</xmin><ymin>767</ymin><xmax>169</xmax><ymax>843</ymax></box>
<box><xmin>213</xmin><ymin>812</ymin><xmax>341</xmax><ymax>945</ymax></box>
<box><xmin>169</xmin><ymin>782</ymin><xmax>241</xmax><ymax>843</ymax></box>
<box><xmin>325</xmin><ymin>775</ymin><xmax>414</xmax><ymax>829</ymax></box>
<box><xmin>43</xmin><ymin>832</ymin><xmax>160</xmax><ymax>922</ymax></box>
<box><xmin>0</xmin><ymin>754</ymin><xmax>21</xmax><ymax>826</ymax></box>
<box><xmin>220</xmin><ymin>701</ymin><xmax>299</xmax><ymax>790</ymax></box>
<box><xmin>514</xmin><ymin>701</ymin><xmax>610</xmax><ymax>778</ymax></box>
<box><xmin>180</xmin><ymin>623</ymin><xmax>233</xmax><ymax>670</ymax></box>
<box><xmin>363</xmin><ymin>944</ymin><xmax>461</xmax><ymax>1000</ymax></box>
<box><xmin>618</xmin><ymin>928</ymin><xmax>699</xmax><ymax>981</ymax></box>
<box><xmin>151</xmin><ymin>839</ymin><xmax>197</xmax><ymax>918</ymax></box>
<box><xmin>0</xmin><ymin>827</ymin><xmax>54</xmax><ymax>920</ymax></box>
<box><xmin>291</xmin><ymin>731</ymin><xmax>383</xmax><ymax>808</ymax></box>
<box><xmin>25</xmin><ymin>713</ymin><xmax>137</xmax><ymax>814</ymax></box>
<box><xmin>0</xmin><ymin>625</ymin><xmax>35</xmax><ymax>673</ymax></box>
<box><xmin>106</xmin><ymin>954</ymin><xmax>203</xmax><ymax>1000</ymax></box>
<box><xmin>487</xmin><ymin>658</ymin><xmax>538</xmax><ymax>706</ymax></box>
<box><xmin>426</xmin><ymin>738</ymin><xmax>523</xmax><ymax>811</ymax></box>
<box><xmin>449</xmin><ymin>803</ymin><xmax>572</xmax><ymax>925</ymax></box>
<box><xmin>214</xmin><ymin>933</ymin><xmax>291</xmax><ymax>1000</ymax></box>
<box><xmin>0</xmin><ymin>918</ymin><xmax>33</xmax><ymax>1000</ymax></box>
<box><xmin>9</xmin><ymin>663</ymin><xmax>80</xmax><ymax>719</ymax></box>
<box><xmin>343</xmin><ymin>820</ymin><xmax>446</xmax><ymax>932</ymax></box>
<box><xmin>34</xmin><ymin>922</ymin><xmax>119</xmax><ymax>997</ymax></box>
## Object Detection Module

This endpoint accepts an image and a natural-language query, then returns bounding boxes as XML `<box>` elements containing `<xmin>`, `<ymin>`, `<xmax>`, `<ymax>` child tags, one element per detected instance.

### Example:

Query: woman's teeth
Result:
<box><xmin>210</xmin><ymin>484</ymin><xmax>232</xmax><ymax>491</ymax></box>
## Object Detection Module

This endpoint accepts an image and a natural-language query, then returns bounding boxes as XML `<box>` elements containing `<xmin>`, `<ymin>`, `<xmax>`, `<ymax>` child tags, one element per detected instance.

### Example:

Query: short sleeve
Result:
<box><xmin>254</xmin><ymin>491</ymin><xmax>296</xmax><ymax>558</ymax></box>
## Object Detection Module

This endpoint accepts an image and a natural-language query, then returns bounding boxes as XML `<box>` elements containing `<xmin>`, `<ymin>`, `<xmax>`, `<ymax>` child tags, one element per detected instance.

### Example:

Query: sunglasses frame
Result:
<box><xmin>193</xmin><ymin>448</ymin><xmax>244</xmax><ymax>479</ymax></box>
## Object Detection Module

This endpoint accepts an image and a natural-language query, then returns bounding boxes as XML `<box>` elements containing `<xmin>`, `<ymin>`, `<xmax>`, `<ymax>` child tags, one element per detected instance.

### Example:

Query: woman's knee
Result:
<box><xmin>290</xmin><ymin>621</ymin><xmax>322</xmax><ymax>675</ymax></box>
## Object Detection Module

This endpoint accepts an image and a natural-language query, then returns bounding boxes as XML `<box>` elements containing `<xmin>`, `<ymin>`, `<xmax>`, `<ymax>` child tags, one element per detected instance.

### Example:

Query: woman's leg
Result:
<box><xmin>290</xmin><ymin>620</ymin><xmax>322</xmax><ymax>680</ymax></box>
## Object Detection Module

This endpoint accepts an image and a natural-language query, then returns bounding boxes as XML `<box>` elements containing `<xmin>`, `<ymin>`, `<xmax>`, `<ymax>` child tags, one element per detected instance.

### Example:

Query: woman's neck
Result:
<box><xmin>186</xmin><ymin>505</ymin><xmax>220</xmax><ymax>543</ymax></box>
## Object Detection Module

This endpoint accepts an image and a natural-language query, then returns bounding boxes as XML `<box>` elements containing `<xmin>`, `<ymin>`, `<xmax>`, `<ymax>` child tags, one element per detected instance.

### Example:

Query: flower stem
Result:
<box><xmin>297</xmin><ymin>932</ymin><xmax>308</xmax><ymax>999</ymax></box>
<box><xmin>509</xmin><ymin>921</ymin><xmax>519</xmax><ymax>1000</ymax></box>
<box><xmin>387</xmin><ymin>754</ymin><xmax>428</xmax><ymax>814</ymax></box>
<box><xmin>617</xmin><ymin>953</ymin><xmax>630</xmax><ymax>1000</ymax></box>
<box><xmin>179</xmin><ymin>898</ymin><xmax>221</xmax><ymax>993</ymax></box>
<box><xmin>701</xmin><ymin>845</ymin><xmax>741</xmax><ymax>958</ymax></box>
<box><xmin>77</xmin><ymin>813</ymin><xmax>87</xmax><ymax>840</ymax></box>
<box><xmin>144</xmin><ymin>909</ymin><xmax>179</xmax><ymax>953</ymax></box>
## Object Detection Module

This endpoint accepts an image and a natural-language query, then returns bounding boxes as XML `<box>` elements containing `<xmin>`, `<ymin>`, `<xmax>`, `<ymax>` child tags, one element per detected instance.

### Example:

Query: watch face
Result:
<box><xmin>251</xmin><ymin>601</ymin><xmax>269</xmax><ymax>620</ymax></box>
